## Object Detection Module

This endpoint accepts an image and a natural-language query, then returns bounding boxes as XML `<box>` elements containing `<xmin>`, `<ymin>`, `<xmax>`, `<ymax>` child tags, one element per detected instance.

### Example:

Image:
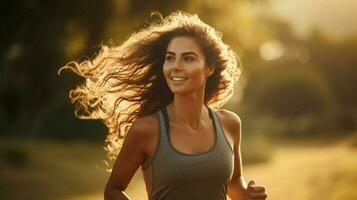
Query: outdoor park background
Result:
<box><xmin>1</xmin><ymin>0</ymin><xmax>357</xmax><ymax>199</ymax></box>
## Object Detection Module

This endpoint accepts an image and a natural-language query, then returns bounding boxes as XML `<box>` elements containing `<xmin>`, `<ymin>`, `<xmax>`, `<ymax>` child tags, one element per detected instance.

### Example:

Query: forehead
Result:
<box><xmin>166</xmin><ymin>36</ymin><xmax>204</xmax><ymax>55</ymax></box>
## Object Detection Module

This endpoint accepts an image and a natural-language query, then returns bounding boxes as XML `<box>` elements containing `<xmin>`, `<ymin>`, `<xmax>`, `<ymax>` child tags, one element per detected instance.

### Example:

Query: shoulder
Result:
<box><xmin>130</xmin><ymin>113</ymin><xmax>158</xmax><ymax>133</ymax></box>
<box><xmin>213</xmin><ymin>108</ymin><xmax>241</xmax><ymax>143</ymax></box>
<box><xmin>123</xmin><ymin>113</ymin><xmax>159</xmax><ymax>149</ymax></box>
<box><xmin>214</xmin><ymin>108</ymin><xmax>241</xmax><ymax>130</ymax></box>
<box><xmin>127</xmin><ymin>113</ymin><xmax>158</xmax><ymax>140</ymax></box>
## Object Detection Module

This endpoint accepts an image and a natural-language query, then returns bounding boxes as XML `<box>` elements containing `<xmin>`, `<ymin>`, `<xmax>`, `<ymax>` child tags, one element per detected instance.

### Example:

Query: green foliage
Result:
<box><xmin>241</xmin><ymin>64</ymin><xmax>344</xmax><ymax>137</ymax></box>
<box><xmin>247</xmin><ymin>64</ymin><xmax>334</xmax><ymax>119</ymax></box>
<box><xmin>1</xmin><ymin>0</ymin><xmax>356</xmax><ymax>140</ymax></box>
<box><xmin>307</xmin><ymin>32</ymin><xmax>357</xmax><ymax>110</ymax></box>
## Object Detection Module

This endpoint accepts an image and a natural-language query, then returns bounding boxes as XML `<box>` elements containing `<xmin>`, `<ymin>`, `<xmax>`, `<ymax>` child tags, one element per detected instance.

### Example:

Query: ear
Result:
<box><xmin>206</xmin><ymin>67</ymin><xmax>215</xmax><ymax>77</ymax></box>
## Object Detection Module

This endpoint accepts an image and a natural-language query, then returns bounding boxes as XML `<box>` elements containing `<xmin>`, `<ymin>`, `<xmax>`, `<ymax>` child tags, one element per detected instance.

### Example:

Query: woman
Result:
<box><xmin>59</xmin><ymin>11</ymin><xmax>267</xmax><ymax>200</ymax></box>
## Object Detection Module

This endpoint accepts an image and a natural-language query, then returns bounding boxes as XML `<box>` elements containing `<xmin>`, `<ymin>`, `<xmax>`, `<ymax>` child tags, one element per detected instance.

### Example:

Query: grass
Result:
<box><xmin>0</xmin><ymin>139</ymin><xmax>109</xmax><ymax>200</ymax></box>
<box><xmin>0</xmin><ymin>132</ymin><xmax>356</xmax><ymax>200</ymax></box>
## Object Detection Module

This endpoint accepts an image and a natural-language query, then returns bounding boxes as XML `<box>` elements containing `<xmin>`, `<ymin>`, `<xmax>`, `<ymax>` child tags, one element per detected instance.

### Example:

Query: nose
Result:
<box><xmin>172</xmin><ymin>60</ymin><xmax>183</xmax><ymax>71</ymax></box>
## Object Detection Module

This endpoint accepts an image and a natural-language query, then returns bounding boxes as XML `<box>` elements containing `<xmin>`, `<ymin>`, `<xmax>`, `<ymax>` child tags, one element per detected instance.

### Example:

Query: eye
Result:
<box><xmin>165</xmin><ymin>55</ymin><xmax>175</xmax><ymax>62</ymax></box>
<box><xmin>184</xmin><ymin>56</ymin><xmax>195</xmax><ymax>62</ymax></box>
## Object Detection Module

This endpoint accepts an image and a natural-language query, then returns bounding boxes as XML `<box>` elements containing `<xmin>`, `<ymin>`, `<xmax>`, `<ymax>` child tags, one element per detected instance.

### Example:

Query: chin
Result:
<box><xmin>170</xmin><ymin>89</ymin><xmax>189</xmax><ymax>95</ymax></box>
<box><xmin>169</xmin><ymin>87</ymin><xmax>200</xmax><ymax>95</ymax></box>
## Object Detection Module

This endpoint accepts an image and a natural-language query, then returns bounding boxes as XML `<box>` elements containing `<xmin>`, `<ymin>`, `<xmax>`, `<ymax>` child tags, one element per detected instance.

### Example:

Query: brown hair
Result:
<box><xmin>58</xmin><ymin>11</ymin><xmax>242</xmax><ymax>160</ymax></box>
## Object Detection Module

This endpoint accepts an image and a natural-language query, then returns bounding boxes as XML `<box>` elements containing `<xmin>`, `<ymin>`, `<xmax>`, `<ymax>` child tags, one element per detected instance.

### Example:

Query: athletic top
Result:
<box><xmin>142</xmin><ymin>106</ymin><xmax>234</xmax><ymax>200</ymax></box>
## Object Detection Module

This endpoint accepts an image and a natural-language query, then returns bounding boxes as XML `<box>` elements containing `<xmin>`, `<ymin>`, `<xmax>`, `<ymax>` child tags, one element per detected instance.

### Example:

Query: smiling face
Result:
<box><xmin>163</xmin><ymin>36</ymin><xmax>214</xmax><ymax>95</ymax></box>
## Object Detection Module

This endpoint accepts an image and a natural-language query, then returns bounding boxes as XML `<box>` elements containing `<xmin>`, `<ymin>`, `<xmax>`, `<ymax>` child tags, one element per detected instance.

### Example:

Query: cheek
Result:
<box><xmin>188</xmin><ymin>66</ymin><xmax>208</xmax><ymax>80</ymax></box>
<box><xmin>162</xmin><ymin>64</ymin><xmax>170</xmax><ymax>78</ymax></box>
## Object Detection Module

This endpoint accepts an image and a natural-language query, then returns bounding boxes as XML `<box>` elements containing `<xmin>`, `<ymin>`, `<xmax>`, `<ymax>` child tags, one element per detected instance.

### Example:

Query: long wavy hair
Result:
<box><xmin>58</xmin><ymin>11</ymin><xmax>242</xmax><ymax>161</ymax></box>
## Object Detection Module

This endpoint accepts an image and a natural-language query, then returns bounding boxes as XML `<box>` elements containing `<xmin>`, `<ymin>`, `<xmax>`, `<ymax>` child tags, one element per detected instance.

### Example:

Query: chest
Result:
<box><xmin>168</xmin><ymin>121</ymin><xmax>216</xmax><ymax>155</ymax></box>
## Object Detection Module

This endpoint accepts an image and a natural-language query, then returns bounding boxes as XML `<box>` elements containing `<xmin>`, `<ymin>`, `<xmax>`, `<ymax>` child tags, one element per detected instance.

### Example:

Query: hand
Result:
<box><xmin>245</xmin><ymin>180</ymin><xmax>267</xmax><ymax>200</ymax></box>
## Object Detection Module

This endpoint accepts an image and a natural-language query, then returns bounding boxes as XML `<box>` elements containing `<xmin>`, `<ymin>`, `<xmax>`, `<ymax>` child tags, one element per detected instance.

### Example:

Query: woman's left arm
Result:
<box><xmin>220</xmin><ymin>110</ymin><xmax>267</xmax><ymax>200</ymax></box>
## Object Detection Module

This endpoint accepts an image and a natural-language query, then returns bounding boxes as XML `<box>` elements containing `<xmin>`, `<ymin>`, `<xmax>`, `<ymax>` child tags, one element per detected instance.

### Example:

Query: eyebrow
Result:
<box><xmin>166</xmin><ymin>51</ymin><xmax>199</xmax><ymax>57</ymax></box>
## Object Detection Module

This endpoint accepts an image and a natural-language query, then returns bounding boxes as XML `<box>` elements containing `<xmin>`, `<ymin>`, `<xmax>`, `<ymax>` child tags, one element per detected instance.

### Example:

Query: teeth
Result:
<box><xmin>171</xmin><ymin>77</ymin><xmax>186</xmax><ymax>81</ymax></box>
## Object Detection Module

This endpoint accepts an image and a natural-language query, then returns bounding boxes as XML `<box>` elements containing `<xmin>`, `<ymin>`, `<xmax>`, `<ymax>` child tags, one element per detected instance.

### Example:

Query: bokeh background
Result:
<box><xmin>1</xmin><ymin>0</ymin><xmax>357</xmax><ymax>199</ymax></box>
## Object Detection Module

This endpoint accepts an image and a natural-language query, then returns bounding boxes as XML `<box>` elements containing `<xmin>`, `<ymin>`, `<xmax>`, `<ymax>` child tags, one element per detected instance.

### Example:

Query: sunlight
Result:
<box><xmin>259</xmin><ymin>40</ymin><xmax>285</xmax><ymax>61</ymax></box>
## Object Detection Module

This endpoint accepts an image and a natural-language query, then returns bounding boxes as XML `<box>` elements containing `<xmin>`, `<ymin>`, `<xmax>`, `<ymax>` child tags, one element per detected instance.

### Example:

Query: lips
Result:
<box><xmin>170</xmin><ymin>76</ymin><xmax>187</xmax><ymax>81</ymax></box>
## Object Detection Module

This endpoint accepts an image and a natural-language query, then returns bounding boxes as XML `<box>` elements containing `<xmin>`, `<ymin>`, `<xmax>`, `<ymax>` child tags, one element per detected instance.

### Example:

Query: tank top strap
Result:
<box><xmin>158</xmin><ymin>106</ymin><xmax>216</xmax><ymax>154</ymax></box>
<box><xmin>208</xmin><ymin>107</ymin><xmax>235</xmax><ymax>154</ymax></box>
<box><xmin>143</xmin><ymin>107</ymin><xmax>235</xmax><ymax>199</ymax></box>
<box><xmin>156</xmin><ymin>106</ymin><xmax>233</xmax><ymax>155</ymax></box>
<box><xmin>156</xmin><ymin>108</ymin><xmax>171</xmax><ymax>150</ymax></box>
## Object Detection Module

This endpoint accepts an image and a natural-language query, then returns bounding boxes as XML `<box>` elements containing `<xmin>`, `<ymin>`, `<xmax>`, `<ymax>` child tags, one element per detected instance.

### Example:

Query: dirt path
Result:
<box><xmin>241</xmin><ymin>134</ymin><xmax>357</xmax><ymax>200</ymax></box>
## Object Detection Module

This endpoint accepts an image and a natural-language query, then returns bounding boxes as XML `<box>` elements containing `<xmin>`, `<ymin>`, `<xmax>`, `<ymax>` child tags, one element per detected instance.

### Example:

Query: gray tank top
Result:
<box><xmin>142</xmin><ymin>106</ymin><xmax>234</xmax><ymax>200</ymax></box>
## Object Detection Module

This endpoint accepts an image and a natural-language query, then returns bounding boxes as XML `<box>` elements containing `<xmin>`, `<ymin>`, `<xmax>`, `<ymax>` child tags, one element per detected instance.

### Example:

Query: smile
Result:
<box><xmin>170</xmin><ymin>76</ymin><xmax>187</xmax><ymax>81</ymax></box>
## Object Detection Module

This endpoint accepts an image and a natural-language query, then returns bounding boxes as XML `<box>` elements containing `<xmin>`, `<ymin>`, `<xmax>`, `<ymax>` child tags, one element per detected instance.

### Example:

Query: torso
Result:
<box><xmin>140</xmin><ymin>108</ymin><xmax>235</xmax><ymax>169</ymax></box>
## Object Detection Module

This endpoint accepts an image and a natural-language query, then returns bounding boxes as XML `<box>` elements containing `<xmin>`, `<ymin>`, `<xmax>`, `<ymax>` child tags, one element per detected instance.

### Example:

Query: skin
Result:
<box><xmin>104</xmin><ymin>36</ymin><xmax>267</xmax><ymax>200</ymax></box>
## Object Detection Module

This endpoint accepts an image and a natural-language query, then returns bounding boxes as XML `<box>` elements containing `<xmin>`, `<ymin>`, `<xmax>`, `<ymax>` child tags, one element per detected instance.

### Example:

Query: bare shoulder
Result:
<box><xmin>106</xmin><ymin>113</ymin><xmax>159</xmax><ymax>191</ymax></box>
<box><xmin>126</xmin><ymin>113</ymin><xmax>158</xmax><ymax>143</ymax></box>
<box><xmin>213</xmin><ymin>108</ymin><xmax>241</xmax><ymax>144</ymax></box>
<box><xmin>130</xmin><ymin>113</ymin><xmax>158</xmax><ymax>134</ymax></box>
<box><xmin>214</xmin><ymin>108</ymin><xmax>241</xmax><ymax>129</ymax></box>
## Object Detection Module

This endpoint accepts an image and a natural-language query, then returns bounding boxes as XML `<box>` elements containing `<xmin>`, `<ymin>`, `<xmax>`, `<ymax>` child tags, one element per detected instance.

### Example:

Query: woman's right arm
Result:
<box><xmin>104</xmin><ymin>117</ymin><xmax>151</xmax><ymax>200</ymax></box>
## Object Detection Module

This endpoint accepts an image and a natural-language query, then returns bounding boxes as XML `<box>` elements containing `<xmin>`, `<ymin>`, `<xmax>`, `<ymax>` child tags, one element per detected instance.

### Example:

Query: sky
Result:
<box><xmin>268</xmin><ymin>0</ymin><xmax>357</xmax><ymax>40</ymax></box>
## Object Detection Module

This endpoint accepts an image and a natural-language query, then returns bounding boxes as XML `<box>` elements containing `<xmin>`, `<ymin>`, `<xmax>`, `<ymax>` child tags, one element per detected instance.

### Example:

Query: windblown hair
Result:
<box><xmin>58</xmin><ymin>11</ymin><xmax>242</xmax><ymax>161</ymax></box>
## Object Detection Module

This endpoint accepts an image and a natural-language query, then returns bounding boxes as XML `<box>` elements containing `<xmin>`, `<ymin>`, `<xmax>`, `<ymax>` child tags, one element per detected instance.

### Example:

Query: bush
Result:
<box><xmin>241</xmin><ymin>64</ymin><xmax>341</xmax><ymax>137</ymax></box>
<box><xmin>255</xmin><ymin>65</ymin><xmax>333</xmax><ymax>118</ymax></box>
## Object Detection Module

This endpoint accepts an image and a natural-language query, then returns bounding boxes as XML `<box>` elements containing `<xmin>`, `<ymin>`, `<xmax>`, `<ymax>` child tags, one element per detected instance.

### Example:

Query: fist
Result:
<box><xmin>245</xmin><ymin>180</ymin><xmax>267</xmax><ymax>200</ymax></box>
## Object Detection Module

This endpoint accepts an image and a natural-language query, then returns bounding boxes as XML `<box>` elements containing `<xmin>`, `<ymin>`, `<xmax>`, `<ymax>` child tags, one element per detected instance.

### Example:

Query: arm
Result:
<box><xmin>224</xmin><ymin>110</ymin><xmax>268</xmax><ymax>200</ymax></box>
<box><xmin>219</xmin><ymin>110</ymin><xmax>248</xmax><ymax>200</ymax></box>
<box><xmin>104</xmin><ymin>189</ymin><xmax>131</xmax><ymax>200</ymax></box>
<box><xmin>104</xmin><ymin>117</ymin><xmax>151</xmax><ymax>200</ymax></box>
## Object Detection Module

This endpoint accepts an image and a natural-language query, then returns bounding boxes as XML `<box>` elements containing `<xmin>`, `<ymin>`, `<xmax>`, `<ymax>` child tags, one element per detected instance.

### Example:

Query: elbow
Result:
<box><xmin>104</xmin><ymin>185</ymin><xmax>129</xmax><ymax>200</ymax></box>
<box><xmin>104</xmin><ymin>186</ymin><xmax>112</xmax><ymax>200</ymax></box>
<box><xmin>104</xmin><ymin>185</ymin><xmax>118</xmax><ymax>200</ymax></box>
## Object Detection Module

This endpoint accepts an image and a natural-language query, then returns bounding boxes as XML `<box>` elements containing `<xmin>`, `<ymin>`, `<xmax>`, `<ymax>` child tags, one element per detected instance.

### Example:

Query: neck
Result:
<box><xmin>167</xmin><ymin>89</ymin><xmax>209</xmax><ymax>130</ymax></box>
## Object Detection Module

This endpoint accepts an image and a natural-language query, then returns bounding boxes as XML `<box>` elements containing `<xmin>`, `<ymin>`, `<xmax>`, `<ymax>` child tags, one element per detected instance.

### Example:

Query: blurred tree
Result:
<box><xmin>248</xmin><ymin>64</ymin><xmax>333</xmax><ymax>118</ymax></box>
<box><xmin>0</xmin><ymin>0</ymin><xmax>113</xmax><ymax>138</ymax></box>
<box><xmin>1</xmin><ymin>0</ymin><xmax>354</xmax><ymax>140</ymax></box>
<box><xmin>307</xmin><ymin>29</ymin><xmax>357</xmax><ymax>131</ymax></box>
<box><xmin>242</xmin><ymin>63</ymin><xmax>335</xmax><ymax>136</ymax></box>
<box><xmin>0</xmin><ymin>0</ymin><xmax>203</xmax><ymax>138</ymax></box>
<box><xmin>308</xmin><ymin>30</ymin><xmax>357</xmax><ymax>110</ymax></box>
